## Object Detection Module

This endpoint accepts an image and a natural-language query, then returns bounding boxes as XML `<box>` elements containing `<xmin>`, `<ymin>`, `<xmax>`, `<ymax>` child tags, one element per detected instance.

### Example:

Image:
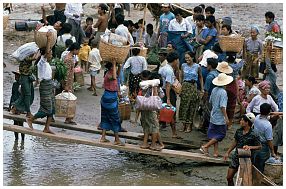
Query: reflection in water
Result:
<box><xmin>9</xmin><ymin>140</ymin><xmax>26</xmax><ymax>186</ymax></box>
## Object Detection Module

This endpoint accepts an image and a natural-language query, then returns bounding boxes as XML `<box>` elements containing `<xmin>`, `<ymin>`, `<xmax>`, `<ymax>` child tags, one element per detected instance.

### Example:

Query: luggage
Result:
<box><xmin>159</xmin><ymin>103</ymin><xmax>176</xmax><ymax>123</ymax></box>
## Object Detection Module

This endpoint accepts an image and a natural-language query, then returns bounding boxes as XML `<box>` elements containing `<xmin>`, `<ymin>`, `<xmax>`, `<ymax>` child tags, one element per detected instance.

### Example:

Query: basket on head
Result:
<box><xmin>34</xmin><ymin>26</ymin><xmax>57</xmax><ymax>48</ymax></box>
<box><xmin>99</xmin><ymin>37</ymin><xmax>130</xmax><ymax>64</ymax></box>
<box><xmin>118</xmin><ymin>103</ymin><xmax>131</xmax><ymax>120</ymax></box>
<box><xmin>218</xmin><ymin>35</ymin><xmax>245</xmax><ymax>53</ymax></box>
<box><xmin>3</xmin><ymin>15</ymin><xmax>9</xmax><ymax>29</ymax></box>
<box><xmin>262</xmin><ymin>45</ymin><xmax>283</xmax><ymax>64</ymax></box>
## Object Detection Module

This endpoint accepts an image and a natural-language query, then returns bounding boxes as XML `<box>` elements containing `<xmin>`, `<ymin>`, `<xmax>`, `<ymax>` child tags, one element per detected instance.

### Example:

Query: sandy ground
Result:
<box><xmin>2</xmin><ymin>3</ymin><xmax>283</xmax><ymax>185</ymax></box>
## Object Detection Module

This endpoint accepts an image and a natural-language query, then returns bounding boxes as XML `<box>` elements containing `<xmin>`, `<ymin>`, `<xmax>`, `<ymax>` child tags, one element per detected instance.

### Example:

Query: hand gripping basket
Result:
<box><xmin>99</xmin><ymin>37</ymin><xmax>130</xmax><ymax>64</ymax></box>
<box><xmin>218</xmin><ymin>35</ymin><xmax>245</xmax><ymax>53</ymax></box>
<box><xmin>55</xmin><ymin>92</ymin><xmax>77</xmax><ymax>118</ymax></box>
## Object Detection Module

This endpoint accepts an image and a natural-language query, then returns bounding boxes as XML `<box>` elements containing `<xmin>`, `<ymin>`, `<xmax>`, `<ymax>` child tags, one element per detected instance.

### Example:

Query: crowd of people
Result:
<box><xmin>6</xmin><ymin>3</ymin><xmax>283</xmax><ymax>185</ymax></box>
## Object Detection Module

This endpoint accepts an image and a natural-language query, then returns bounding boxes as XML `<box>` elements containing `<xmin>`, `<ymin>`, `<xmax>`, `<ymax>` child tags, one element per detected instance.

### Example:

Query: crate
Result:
<box><xmin>118</xmin><ymin>103</ymin><xmax>131</xmax><ymax>120</ymax></box>
<box><xmin>262</xmin><ymin>45</ymin><xmax>283</xmax><ymax>64</ymax></box>
<box><xmin>55</xmin><ymin>92</ymin><xmax>77</xmax><ymax>118</ymax></box>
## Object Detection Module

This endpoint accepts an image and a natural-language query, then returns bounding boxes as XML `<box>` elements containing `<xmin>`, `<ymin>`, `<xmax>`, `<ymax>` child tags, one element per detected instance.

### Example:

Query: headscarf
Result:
<box><xmin>250</xmin><ymin>25</ymin><xmax>260</xmax><ymax>34</ymax></box>
<box><xmin>258</xmin><ymin>80</ymin><xmax>270</xmax><ymax>90</ymax></box>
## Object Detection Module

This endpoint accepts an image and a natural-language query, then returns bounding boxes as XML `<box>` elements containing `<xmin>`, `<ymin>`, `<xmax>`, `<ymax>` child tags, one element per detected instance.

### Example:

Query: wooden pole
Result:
<box><xmin>3</xmin><ymin>124</ymin><xmax>228</xmax><ymax>164</ymax></box>
<box><xmin>139</xmin><ymin>3</ymin><xmax>148</xmax><ymax>43</ymax></box>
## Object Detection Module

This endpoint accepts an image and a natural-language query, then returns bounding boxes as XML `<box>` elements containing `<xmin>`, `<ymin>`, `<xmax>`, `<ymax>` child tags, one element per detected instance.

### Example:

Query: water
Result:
<box><xmin>3</xmin><ymin>119</ymin><xmax>227</xmax><ymax>186</ymax></box>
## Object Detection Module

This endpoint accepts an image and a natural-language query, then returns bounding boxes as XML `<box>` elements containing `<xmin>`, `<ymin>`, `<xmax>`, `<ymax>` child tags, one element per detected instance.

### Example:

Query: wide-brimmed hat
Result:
<box><xmin>217</xmin><ymin>61</ymin><xmax>233</xmax><ymax>74</ymax></box>
<box><xmin>212</xmin><ymin>73</ymin><xmax>233</xmax><ymax>86</ymax></box>
<box><xmin>12</xmin><ymin>70</ymin><xmax>20</xmax><ymax>75</ymax></box>
<box><xmin>161</xmin><ymin>3</ymin><xmax>171</xmax><ymax>7</ymax></box>
<box><xmin>158</xmin><ymin>48</ymin><xmax>168</xmax><ymax>54</ymax></box>
<box><xmin>245</xmin><ymin>113</ymin><xmax>256</xmax><ymax>123</ymax></box>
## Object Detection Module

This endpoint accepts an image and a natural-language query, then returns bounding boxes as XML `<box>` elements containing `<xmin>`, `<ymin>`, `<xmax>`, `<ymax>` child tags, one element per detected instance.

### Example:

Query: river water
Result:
<box><xmin>3</xmin><ymin>119</ymin><xmax>228</xmax><ymax>186</ymax></box>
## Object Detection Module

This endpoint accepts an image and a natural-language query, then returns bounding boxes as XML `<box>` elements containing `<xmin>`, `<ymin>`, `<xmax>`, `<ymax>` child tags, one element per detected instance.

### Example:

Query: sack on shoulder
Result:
<box><xmin>172</xmin><ymin>79</ymin><xmax>182</xmax><ymax>94</ymax></box>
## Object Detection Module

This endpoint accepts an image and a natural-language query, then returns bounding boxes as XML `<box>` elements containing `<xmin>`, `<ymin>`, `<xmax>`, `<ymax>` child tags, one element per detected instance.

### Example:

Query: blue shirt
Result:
<box><xmin>159</xmin><ymin>12</ymin><xmax>175</xmax><ymax>33</ymax></box>
<box><xmin>158</xmin><ymin>64</ymin><xmax>175</xmax><ymax>89</ymax></box>
<box><xmin>229</xmin><ymin>59</ymin><xmax>244</xmax><ymax>79</ymax></box>
<box><xmin>204</xmin><ymin>70</ymin><xmax>219</xmax><ymax>96</ymax></box>
<box><xmin>209</xmin><ymin>86</ymin><xmax>228</xmax><ymax>125</ymax></box>
<box><xmin>253</xmin><ymin>115</ymin><xmax>273</xmax><ymax>144</ymax></box>
<box><xmin>182</xmin><ymin>63</ymin><xmax>199</xmax><ymax>81</ymax></box>
<box><xmin>202</xmin><ymin>27</ymin><xmax>218</xmax><ymax>50</ymax></box>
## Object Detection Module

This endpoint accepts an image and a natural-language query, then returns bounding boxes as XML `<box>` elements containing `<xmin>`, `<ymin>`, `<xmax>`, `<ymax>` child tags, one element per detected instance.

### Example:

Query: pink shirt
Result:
<box><xmin>103</xmin><ymin>69</ymin><xmax>118</xmax><ymax>92</ymax></box>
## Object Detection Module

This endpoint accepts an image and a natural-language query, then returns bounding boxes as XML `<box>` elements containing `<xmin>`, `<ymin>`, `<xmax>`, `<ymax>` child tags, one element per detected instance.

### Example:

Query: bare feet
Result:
<box><xmin>92</xmin><ymin>92</ymin><xmax>98</xmax><ymax>96</ymax></box>
<box><xmin>199</xmin><ymin>146</ymin><xmax>209</xmax><ymax>156</ymax></box>
<box><xmin>100</xmin><ymin>138</ymin><xmax>110</xmax><ymax>143</ymax></box>
<box><xmin>150</xmin><ymin>145</ymin><xmax>162</xmax><ymax>151</ymax></box>
<box><xmin>26</xmin><ymin>117</ymin><xmax>34</xmax><ymax>130</ymax></box>
<box><xmin>43</xmin><ymin>129</ymin><xmax>55</xmax><ymax>134</ymax></box>
<box><xmin>26</xmin><ymin>112</ymin><xmax>33</xmax><ymax>118</ymax></box>
<box><xmin>140</xmin><ymin>144</ymin><xmax>150</xmax><ymax>149</ymax></box>
<box><xmin>114</xmin><ymin>141</ymin><xmax>125</xmax><ymax>146</ymax></box>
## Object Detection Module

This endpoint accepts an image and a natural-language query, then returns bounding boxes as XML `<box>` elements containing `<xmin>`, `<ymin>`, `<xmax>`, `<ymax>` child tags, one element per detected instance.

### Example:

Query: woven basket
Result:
<box><xmin>118</xmin><ymin>103</ymin><xmax>131</xmax><ymax>120</ymax></box>
<box><xmin>74</xmin><ymin>72</ymin><xmax>84</xmax><ymax>86</ymax></box>
<box><xmin>139</xmin><ymin>47</ymin><xmax>148</xmax><ymax>57</ymax></box>
<box><xmin>264</xmin><ymin>162</ymin><xmax>283</xmax><ymax>180</ymax></box>
<box><xmin>218</xmin><ymin>36</ymin><xmax>245</xmax><ymax>52</ymax></box>
<box><xmin>262</xmin><ymin>45</ymin><xmax>283</xmax><ymax>64</ymax></box>
<box><xmin>55</xmin><ymin>92</ymin><xmax>77</xmax><ymax>118</ymax></box>
<box><xmin>34</xmin><ymin>27</ymin><xmax>57</xmax><ymax>48</ymax></box>
<box><xmin>3</xmin><ymin>15</ymin><xmax>9</xmax><ymax>29</ymax></box>
<box><xmin>99</xmin><ymin>38</ymin><xmax>130</xmax><ymax>64</ymax></box>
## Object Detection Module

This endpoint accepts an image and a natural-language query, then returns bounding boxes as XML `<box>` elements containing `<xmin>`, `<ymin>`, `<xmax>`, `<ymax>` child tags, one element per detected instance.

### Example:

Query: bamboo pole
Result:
<box><xmin>139</xmin><ymin>3</ymin><xmax>148</xmax><ymax>43</ymax></box>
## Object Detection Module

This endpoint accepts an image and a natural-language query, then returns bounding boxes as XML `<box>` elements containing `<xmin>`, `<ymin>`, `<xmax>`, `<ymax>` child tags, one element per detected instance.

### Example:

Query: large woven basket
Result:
<box><xmin>139</xmin><ymin>47</ymin><xmax>148</xmax><ymax>57</ymax></box>
<box><xmin>264</xmin><ymin>162</ymin><xmax>283</xmax><ymax>180</ymax></box>
<box><xmin>218</xmin><ymin>36</ymin><xmax>245</xmax><ymax>52</ymax></box>
<box><xmin>99</xmin><ymin>38</ymin><xmax>130</xmax><ymax>64</ymax></box>
<box><xmin>74</xmin><ymin>72</ymin><xmax>84</xmax><ymax>86</ymax></box>
<box><xmin>118</xmin><ymin>103</ymin><xmax>131</xmax><ymax>120</ymax></box>
<box><xmin>262</xmin><ymin>45</ymin><xmax>283</xmax><ymax>64</ymax></box>
<box><xmin>3</xmin><ymin>15</ymin><xmax>9</xmax><ymax>29</ymax></box>
<box><xmin>55</xmin><ymin>92</ymin><xmax>77</xmax><ymax>118</ymax></box>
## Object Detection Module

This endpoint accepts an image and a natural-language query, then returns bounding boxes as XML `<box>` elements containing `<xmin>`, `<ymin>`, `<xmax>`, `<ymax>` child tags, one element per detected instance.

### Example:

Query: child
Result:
<box><xmin>78</xmin><ymin>37</ymin><xmax>91</xmax><ymax>73</ymax></box>
<box><xmin>224</xmin><ymin>113</ymin><xmax>261</xmax><ymax>186</ymax></box>
<box><xmin>9</xmin><ymin>70</ymin><xmax>25</xmax><ymax>141</ymax></box>
<box><xmin>87</xmin><ymin>39</ymin><xmax>102</xmax><ymax>96</ymax></box>
<box><xmin>60</xmin><ymin>39</ymin><xmax>74</xmax><ymax>61</ymax></box>
<box><xmin>83</xmin><ymin>17</ymin><xmax>95</xmax><ymax>40</ymax></box>
<box><xmin>138</xmin><ymin>70</ymin><xmax>164</xmax><ymax>151</ymax></box>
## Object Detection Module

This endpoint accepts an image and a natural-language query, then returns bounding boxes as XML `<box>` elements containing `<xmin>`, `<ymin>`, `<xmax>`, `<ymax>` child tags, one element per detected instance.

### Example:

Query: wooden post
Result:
<box><xmin>237</xmin><ymin>149</ymin><xmax>253</xmax><ymax>186</ymax></box>
<box><xmin>139</xmin><ymin>3</ymin><xmax>147</xmax><ymax>43</ymax></box>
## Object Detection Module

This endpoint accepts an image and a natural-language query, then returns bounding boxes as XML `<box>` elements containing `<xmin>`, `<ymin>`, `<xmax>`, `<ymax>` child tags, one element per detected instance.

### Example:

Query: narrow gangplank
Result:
<box><xmin>3</xmin><ymin>111</ymin><xmax>199</xmax><ymax>149</ymax></box>
<box><xmin>3</xmin><ymin>124</ymin><xmax>228</xmax><ymax>164</ymax></box>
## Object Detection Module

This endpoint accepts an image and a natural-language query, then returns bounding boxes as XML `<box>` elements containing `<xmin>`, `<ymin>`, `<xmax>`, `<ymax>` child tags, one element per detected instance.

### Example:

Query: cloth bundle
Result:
<box><xmin>139</xmin><ymin>79</ymin><xmax>160</xmax><ymax>90</ymax></box>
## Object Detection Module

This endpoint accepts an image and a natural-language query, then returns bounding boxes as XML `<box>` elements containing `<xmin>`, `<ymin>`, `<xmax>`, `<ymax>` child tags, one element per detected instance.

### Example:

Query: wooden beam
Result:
<box><xmin>3</xmin><ymin>111</ymin><xmax>200</xmax><ymax>149</ymax></box>
<box><xmin>3</xmin><ymin>124</ymin><xmax>228</xmax><ymax>164</ymax></box>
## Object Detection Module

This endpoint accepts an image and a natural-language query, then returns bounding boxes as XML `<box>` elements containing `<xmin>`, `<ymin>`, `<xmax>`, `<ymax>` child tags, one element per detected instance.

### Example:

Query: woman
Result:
<box><xmin>63</xmin><ymin>42</ymin><xmax>80</xmax><ymax>125</ymax></box>
<box><xmin>123</xmin><ymin>47</ymin><xmax>147</xmax><ymax>99</ymax></box>
<box><xmin>26</xmin><ymin>31</ymin><xmax>55</xmax><ymax>134</ymax></box>
<box><xmin>200</xmin><ymin>73</ymin><xmax>232</xmax><ymax>157</ymax></box>
<box><xmin>220</xmin><ymin>24</ymin><xmax>233</xmax><ymax>36</ymax></box>
<box><xmin>242</xmin><ymin>25</ymin><xmax>263</xmax><ymax>78</ymax></box>
<box><xmin>179</xmin><ymin>51</ymin><xmax>204</xmax><ymax>132</ymax></box>
<box><xmin>242</xmin><ymin>76</ymin><xmax>261</xmax><ymax>109</ymax></box>
<box><xmin>198</xmin><ymin>15</ymin><xmax>218</xmax><ymax>50</ymax></box>
<box><xmin>246</xmin><ymin>80</ymin><xmax>278</xmax><ymax>116</ymax></box>
<box><xmin>100</xmin><ymin>59</ymin><xmax>124</xmax><ymax>146</ymax></box>
<box><xmin>224</xmin><ymin>113</ymin><xmax>261</xmax><ymax>186</ymax></box>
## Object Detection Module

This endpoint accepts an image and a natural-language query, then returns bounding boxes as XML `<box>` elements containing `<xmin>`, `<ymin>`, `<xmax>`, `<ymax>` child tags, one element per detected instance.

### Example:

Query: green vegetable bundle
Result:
<box><xmin>51</xmin><ymin>58</ymin><xmax>67</xmax><ymax>82</ymax></box>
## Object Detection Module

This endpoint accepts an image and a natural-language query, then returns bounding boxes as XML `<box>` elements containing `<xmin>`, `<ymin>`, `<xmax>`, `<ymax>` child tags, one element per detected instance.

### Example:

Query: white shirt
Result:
<box><xmin>61</xmin><ymin>50</ymin><xmax>69</xmax><ymax>61</ymax></box>
<box><xmin>144</xmin><ymin>32</ymin><xmax>158</xmax><ymax>48</ymax></box>
<box><xmin>57</xmin><ymin>34</ymin><xmax>76</xmax><ymax>45</ymax></box>
<box><xmin>64</xmin><ymin>3</ymin><xmax>83</xmax><ymax>21</ymax></box>
<box><xmin>115</xmin><ymin>24</ymin><xmax>130</xmax><ymax>42</ymax></box>
<box><xmin>246</xmin><ymin>95</ymin><xmax>278</xmax><ymax>114</ymax></box>
<box><xmin>168</xmin><ymin>18</ymin><xmax>193</xmax><ymax>34</ymax></box>
<box><xmin>123</xmin><ymin>56</ymin><xmax>147</xmax><ymax>75</ymax></box>
<box><xmin>199</xmin><ymin>50</ymin><xmax>218</xmax><ymax>67</ymax></box>
<box><xmin>38</xmin><ymin>56</ymin><xmax>52</xmax><ymax>82</ymax></box>
<box><xmin>158</xmin><ymin>64</ymin><xmax>176</xmax><ymax>89</ymax></box>
<box><xmin>186</xmin><ymin>15</ymin><xmax>196</xmax><ymax>30</ymax></box>
<box><xmin>88</xmin><ymin>48</ymin><xmax>102</xmax><ymax>71</ymax></box>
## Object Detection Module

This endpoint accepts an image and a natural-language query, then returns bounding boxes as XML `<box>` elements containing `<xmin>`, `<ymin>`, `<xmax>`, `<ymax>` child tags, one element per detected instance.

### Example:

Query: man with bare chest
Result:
<box><xmin>93</xmin><ymin>4</ymin><xmax>109</xmax><ymax>46</ymax></box>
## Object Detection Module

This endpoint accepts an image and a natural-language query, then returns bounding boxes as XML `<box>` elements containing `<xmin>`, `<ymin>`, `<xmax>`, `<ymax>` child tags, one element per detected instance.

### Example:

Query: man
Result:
<box><xmin>64</xmin><ymin>3</ymin><xmax>85</xmax><ymax>44</ymax></box>
<box><xmin>158</xmin><ymin>52</ymin><xmax>181</xmax><ymax>139</ymax></box>
<box><xmin>265</xmin><ymin>11</ymin><xmax>281</xmax><ymax>33</ymax></box>
<box><xmin>93</xmin><ymin>4</ymin><xmax>108</xmax><ymax>46</ymax></box>
<box><xmin>114</xmin><ymin>14</ymin><xmax>131</xmax><ymax>42</ymax></box>
<box><xmin>168</xmin><ymin>9</ymin><xmax>193</xmax><ymax>37</ymax></box>
<box><xmin>158</xmin><ymin>48</ymin><xmax>168</xmax><ymax>69</ymax></box>
<box><xmin>145</xmin><ymin>23</ymin><xmax>158</xmax><ymax>49</ymax></box>
<box><xmin>157</xmin><ymin>3</ymin><xmax>175</xmax><ymax>48</ymax></box>
<box><xmin>26</xmin><ymin>31</ymin><xmax>55</xmax><ymax>134</ymax></box>
<box><xmin>253</xmin><ymin>103</ymin><xmax>278</xmax><ymax>173</ymax></box>
<box><xmin>186</xmin><ymin>6</ymin><xmax>203</xmax><ymax>31</ymax></box>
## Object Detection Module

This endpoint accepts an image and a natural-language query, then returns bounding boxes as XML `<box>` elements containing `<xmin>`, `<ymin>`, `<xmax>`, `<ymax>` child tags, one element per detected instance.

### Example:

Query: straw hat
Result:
<box><xmin>212</xmin><ymin>73</ymin><xmax>233</xmax><ymax>86</ymax></box>
<box><xmin>245</xmin><ymin>113</ymin><xmax>256</xmax><ymax>123</ymax></box>
<box><xmin>216</xmin><ymin>61</ymin><xmax>233</xmax><ymax>74</ymax></box>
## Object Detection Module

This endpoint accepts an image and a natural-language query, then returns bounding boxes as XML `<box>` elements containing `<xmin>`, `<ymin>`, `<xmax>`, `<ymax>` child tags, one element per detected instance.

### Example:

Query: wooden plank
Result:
<box><xmin>252</xmin><ymin>165</ymin><xmax>277</xmax><ymax>186</ymax></box>
<box><xmin>239</xmin><ymin>157</ymin><xmax>253</xmax><ymax>186</ymax></box>
<box><xmin>3</xmin><ymin>124</ymin><xmax>228</xmax><ymax>164</ymax></box>
<box><xmin>3</xmin><ymin>111</ymin><xmax>199</xmax><ymax>149</ymax></box>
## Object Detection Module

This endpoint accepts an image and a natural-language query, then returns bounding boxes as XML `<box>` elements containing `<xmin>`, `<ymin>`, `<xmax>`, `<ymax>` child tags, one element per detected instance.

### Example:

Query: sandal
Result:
<box><xmin>100</xmin><ymin>138</ymin><xmax>110</xmax><ymax>143</ymax></box>
<box><xmin>140</xmin><ymin>145</ymin><xmax>150</xmax><ymax>149</ymax></box>
<box><xmin>199</xmin><ymin>146</ymin><xmax>209</xmax><ymax>156</ymax></box>
<box><xmin>149</xmin><ymin>146</ymin><xmax>162</xmax><ymax>151</ymax></box>
<box><xmin>114</xmin><ymin>141</ymin><xmax>125</xmax><ymax>146</ymax></box>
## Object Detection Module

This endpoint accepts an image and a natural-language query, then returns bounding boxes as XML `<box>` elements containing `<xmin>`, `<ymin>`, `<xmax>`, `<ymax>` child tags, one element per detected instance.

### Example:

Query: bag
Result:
<box><xmin>135</xmin><ymin>88</ymin><xmax>162</xmax><ymax>111</ymax></box>
<box><xmin>172</xmin><ymin>79</ymin><xmax>182</xmax><ymax>94</ymax></box>
<box><xmin>159</xmin><ymin>104</ymin><xmax>176</xmax><ymax>123</ymax></box>
<box><xmin>11</xmin><ymin>42</ymin><xmax>39</xmax><ymax>61</ymax></box>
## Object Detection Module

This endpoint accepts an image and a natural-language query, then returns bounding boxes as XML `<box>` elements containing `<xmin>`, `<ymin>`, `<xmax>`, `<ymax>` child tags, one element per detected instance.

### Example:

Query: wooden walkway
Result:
<box><xmin>3</xmin><ymin>111</ymin><xmax>200</xmax><ymax>149</ymax></box>
<box><xmin>3</xmin><ymin>124</ymin><xmax>228</xmax><ymax>164</ymax></box>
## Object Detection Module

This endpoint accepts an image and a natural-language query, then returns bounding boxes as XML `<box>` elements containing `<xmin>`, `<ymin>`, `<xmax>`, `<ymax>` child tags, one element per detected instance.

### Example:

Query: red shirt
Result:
<box><xmin>103</xmin><ymin>69</ymin><xmax>118</xmax><ymax>92</ymax></box>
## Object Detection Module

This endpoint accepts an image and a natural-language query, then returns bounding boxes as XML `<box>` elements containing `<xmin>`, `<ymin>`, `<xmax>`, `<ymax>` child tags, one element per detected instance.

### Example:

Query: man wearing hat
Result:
<box><xmin>200</xmin><ymin>73</ymin><xmax>232</xmax><ymax>157</ymax></box>
<box><xmin>224</xmin><ymin>112</ymin><xmax>261</xmax><ymax>186</ymax></box>
<box><xmin>157</xmin><ymin>3</ymin><xmax>175</xmax><ymax>48</ymax></box>
<box><xmin>9</xmin><ymin>70</ymin><xmax>25</xmax><ymax>141</ymax></box>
